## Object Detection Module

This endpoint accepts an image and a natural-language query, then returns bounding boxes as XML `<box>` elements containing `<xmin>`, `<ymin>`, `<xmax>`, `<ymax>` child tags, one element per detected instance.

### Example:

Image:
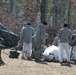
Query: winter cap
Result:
<box><xmin>27</xmin><ymin>22</ymin><xmax>31</xmax><ymax>25</ymax></box>
<box><xmin>43</xmin><ymin>21</ymin><xmax>47</xmax><ymax>25</ymax></box>
<box><xmin>64</xmin><ymin>23</ymin><xmax>68</xmax><ymax>27</ymax></box>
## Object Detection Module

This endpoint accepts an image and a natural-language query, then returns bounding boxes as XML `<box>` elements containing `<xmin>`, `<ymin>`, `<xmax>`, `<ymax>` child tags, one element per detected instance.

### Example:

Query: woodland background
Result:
<box><xmin>0</xmin><ymin>0</ymin><xmax>76</xmax><ymax>44</ymax></box>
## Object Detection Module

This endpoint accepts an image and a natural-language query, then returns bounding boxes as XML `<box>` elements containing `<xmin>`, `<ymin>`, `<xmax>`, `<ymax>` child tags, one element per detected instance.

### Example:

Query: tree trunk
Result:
<box><xmin>40</xmin><ymin>0</ymin><xmax>47</xmax><ymax>22</ymax></box>
<box><xmin>10</xmin><ymin>0</ymin><xmax>16</xmax><ymax>13</ymax></box>
<box><xmin>68</xmin><ymin>0</ymin><xmax>71</xmax><ymax>28</ymax></box>
<box><xmin>53</xmin><ymin>0</ymin><xmax>58</xmax><ymax>26</ymax></box>
<box><xmin>13</xmin><ymin>0</ymin><xmax>16</xmax><ymax>13</ymax></box>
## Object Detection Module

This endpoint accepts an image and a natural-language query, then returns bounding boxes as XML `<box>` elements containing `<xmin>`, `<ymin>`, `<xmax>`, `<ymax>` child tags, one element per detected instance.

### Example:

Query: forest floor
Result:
<box><xmin>0</xmin><ymin>49</ymin><xmax>76</xmax><ymax>75</ymax></box>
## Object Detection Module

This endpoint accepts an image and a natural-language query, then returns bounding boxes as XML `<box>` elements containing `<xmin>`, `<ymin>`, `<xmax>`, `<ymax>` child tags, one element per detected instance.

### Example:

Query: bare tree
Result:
<box><xmin>40</xmin><ymin>0</ymin><xmax>47</xmax><ymax>22</ymax></box>
<box><xmin>53</xmin><ymin>0</ymin><xmax>58</xmax><ymax>26</ymax></box>
<box><xmin>68</xmin><ymin>0</ymin><xmax>71</xmax><ymax>28</ymax></box>
<box><xmin>13</xmin><ymin>0</ymin><xmax>16</xmax><ymax>12</ymax></box>
<box><xmin>10</xmin><ymin>0</ymin><xmax>16</xmax><ymax>13</ymax></box>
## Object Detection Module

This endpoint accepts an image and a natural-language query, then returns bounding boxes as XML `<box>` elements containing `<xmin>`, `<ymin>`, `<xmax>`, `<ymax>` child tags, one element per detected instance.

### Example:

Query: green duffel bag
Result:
<box><xmin>9</xmin><ymin>51</ymin><xmax>20</xmax><ymax>58</ymax></box>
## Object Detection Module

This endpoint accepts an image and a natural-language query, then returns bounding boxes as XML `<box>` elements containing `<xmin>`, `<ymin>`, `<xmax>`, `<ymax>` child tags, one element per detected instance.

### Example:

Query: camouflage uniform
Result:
<box><xmin>34</xmin><ymin>43</ymin><xmax>42</xmax><ymax>61</ymax></box>
<box><xmin>58</xmin><ymin>24</ymin><xmax>72</xmax><ymax>63</ymax></box>
<box><xmin>34</xmin><ymin>24</ymin><xmax>46</xmax><ymax>61</ymax></box>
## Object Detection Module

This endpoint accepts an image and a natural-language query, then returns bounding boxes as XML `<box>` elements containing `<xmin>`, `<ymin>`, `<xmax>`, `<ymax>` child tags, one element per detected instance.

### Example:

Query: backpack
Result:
<box><xmin>69</xmin><ymin>34</ymin><xmax>76</xmax><ymax>46</ymax></box>
<box><xmin>9</xmin><ymin>51</ymin><xmax>20</xmax><ymax>58</ymax></box>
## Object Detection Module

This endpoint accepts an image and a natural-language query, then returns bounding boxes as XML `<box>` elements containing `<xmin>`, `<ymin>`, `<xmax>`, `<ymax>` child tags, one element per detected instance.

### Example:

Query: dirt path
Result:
<box><xmin>0</xmin><ymin>49</ymin><xmax>76</xmax><ymax>75</ymax></box>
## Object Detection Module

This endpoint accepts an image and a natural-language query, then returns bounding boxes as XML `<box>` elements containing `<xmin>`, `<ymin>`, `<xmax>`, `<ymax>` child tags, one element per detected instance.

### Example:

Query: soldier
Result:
<box><xmin>71</xmin><ymin>29</ymin><xmax>76</xmax><ymax>60</ymax></box>
<box><xmin>58</xmin><ymin>24</ymin><xmax>72</xmax><ymax>64</ymax></box>
<box><xmin>18</xmin><ymin>22</ymin><xmax>34</xmax><ymax>60</ymax></box>
<box><xmin>34</xmin><ymin>21</ymin><xmax>47</xmax><ymax>61</ymax></box>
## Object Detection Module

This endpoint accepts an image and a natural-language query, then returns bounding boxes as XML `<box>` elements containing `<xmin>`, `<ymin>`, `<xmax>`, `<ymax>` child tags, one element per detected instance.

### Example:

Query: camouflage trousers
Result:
<box><xmin>34</xmin><ymin>43</ymin><xmax>44</xmax><ymax>61</ymax></box>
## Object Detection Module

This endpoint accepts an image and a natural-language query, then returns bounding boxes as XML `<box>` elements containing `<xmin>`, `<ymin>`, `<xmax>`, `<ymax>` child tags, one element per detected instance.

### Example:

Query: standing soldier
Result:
<box><xmin>58</xmin><ymin>24</ymin><xmax>72</xmax><ymax>64</ymax></box>
<box><xmin>18</xmin><ymin>23</ymin><xmax>34</xmax><ymax>60</ymax></box>
<box><xmin>71</xmin><ymin>29</ymin><xmax>76</xmax><ymax>60</ymax></box>
<box><xmin>34</xmin><ymin>21</ymin><xmax>47</xmax><ymax>61</ymax></box>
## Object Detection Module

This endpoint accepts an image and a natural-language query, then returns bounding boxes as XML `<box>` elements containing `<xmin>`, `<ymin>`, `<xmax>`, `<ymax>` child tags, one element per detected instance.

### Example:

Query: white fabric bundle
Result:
<box><xmin>43</xmin><ymin>45</ymin><xmax>66</xmax><ymax>61</ymax></box>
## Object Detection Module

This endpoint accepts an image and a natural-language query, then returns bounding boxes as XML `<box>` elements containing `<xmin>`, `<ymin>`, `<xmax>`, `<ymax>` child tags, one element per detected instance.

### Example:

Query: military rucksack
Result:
<box><xmin>69</xmin><ymin>34</ymin><xmax>76</xmax><ymax>46</ymax></box>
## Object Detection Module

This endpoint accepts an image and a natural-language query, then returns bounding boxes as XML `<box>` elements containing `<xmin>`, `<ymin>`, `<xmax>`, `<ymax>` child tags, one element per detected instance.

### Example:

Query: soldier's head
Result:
<box><xmin>27</xmin><ymin>22</ymin><xmax>31</xmax><ymax>25</ymax></box>
<box><xmin>63</xmin><ymin>23</ymin><xmax>68</xmax><ymax>27</ymax></box>
<box><xmin>43</xmin><ymin>21</ymin><xmax>47</xmax><ymax>25</ymax></box>
<box><xmin>42</xmin><ymin>21</ymin><xmax>47</xmax><ymax>28</ymax></box>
